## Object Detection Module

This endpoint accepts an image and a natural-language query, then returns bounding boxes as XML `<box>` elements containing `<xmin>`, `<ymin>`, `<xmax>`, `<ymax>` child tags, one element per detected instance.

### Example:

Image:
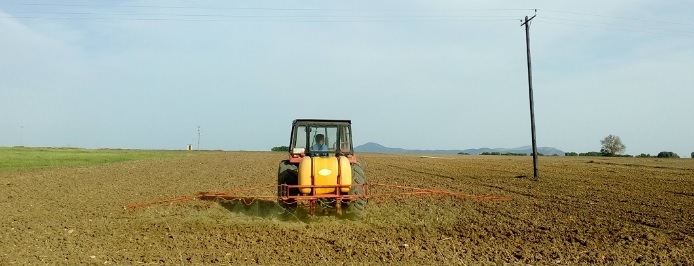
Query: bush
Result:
<box><xmin>599</xmin><ymin>148</ymin><xmax>611</xmax><ymax>156</ymax></box>
<box><xmin>457</xmin><ymin>152</ymin><xmax>470</xmax><ymax>155</ymax></box>
<box><xmin>691</xmin><ymin>152</ymin><xmax>694</xmax><ymax>159</ymax></box>
<box><xmin>636</xmin><ymin>153</ymin><xmax>652</xmax><ymax>158</ymax></box>
<box><xmin>271</xmin><ymin>146</ymin><xmax>290</xmax><ymax>152</ymax></box>
<box><xmin>579</xmin><ymin>151</ymin><xmax>603</xmax><ymax>157</ymax></box>
<box><xmin>657</xmin><ymin>151</ymin><xmax>679</xmax><ymax>158</ymax></box>
<box><xmin>565</xmin><ymin>152</ymin><xmax>578</xmax><ymax>156</ymax></box>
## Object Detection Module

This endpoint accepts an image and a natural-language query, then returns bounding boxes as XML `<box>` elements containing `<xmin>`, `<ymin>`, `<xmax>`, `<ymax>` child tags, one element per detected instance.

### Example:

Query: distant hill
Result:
<box><xmin>355</xmin><ymin>142</ymin><xmax>565</xmax><ymax>156</ymax></box>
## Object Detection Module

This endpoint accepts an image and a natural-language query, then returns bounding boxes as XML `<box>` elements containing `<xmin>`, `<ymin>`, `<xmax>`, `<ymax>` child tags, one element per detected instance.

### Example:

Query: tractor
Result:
<box><xmin>277</xmin><ymin>119</ymin><xmax>366</xmax><ymax>216</ymax></box>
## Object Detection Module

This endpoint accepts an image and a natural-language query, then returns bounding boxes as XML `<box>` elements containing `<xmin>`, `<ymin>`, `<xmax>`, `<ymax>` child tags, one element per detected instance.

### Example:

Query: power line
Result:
<box><xmin>0</xmin><ymin>15</ymin><xmax>519</xmax><ymax>23</ymax></box>
<box><xmin>536</xmin><ymin>19</ymin><xmax>694</xmax><ymax>38</ymax></box>
<box><xmin>0</xmin><ymin>10</ymin><xmax>523</xmax><ymax>23</ymax></box>
<box><xmin>540</xmin><ymin>9</ymin><xmax>694</xmax><ymax>26</ymax></box>
<box><xmin>0</xmin><ymin>3</ymin><xmax>535</xmax><ymax>21</ymax></box>
<box><xmin>2</xmin><ymin>4</ymin><xmax>691</xmax><ymax>36</ymax></box>
<box><xmin>7</xmin><ymin>3</ymin><xmax>535</xmax><ymax>13</ymax></box>
<box><xmin>8</xmin><ymin>4</ymin><xmax>690</xmax><ymax>26</ymax></box>
<box><xmin>4</xmin><ymin>3</ymin><xmax>690</xmax><ymax>27</ymax></box>
<box><xmin>541</xmin><ymin>17</ymin><xmax>694</xmax><ymax>34</ymax></box>
<box><xmin>2</xmin><ymin>11</ymin><xmax>523</xmax><ymax>19</ymax></box>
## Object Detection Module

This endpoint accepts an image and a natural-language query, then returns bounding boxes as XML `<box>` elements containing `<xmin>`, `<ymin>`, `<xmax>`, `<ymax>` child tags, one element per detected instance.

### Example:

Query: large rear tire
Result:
<box><xmin>277</xmin><ymin>160</ymin><xmax>299</xmax><ymax>210</ymax></box>
<box><xmin>344</xmin><ymin>162</ymin><xmax>367</xmax><ymax>217</ymax></box>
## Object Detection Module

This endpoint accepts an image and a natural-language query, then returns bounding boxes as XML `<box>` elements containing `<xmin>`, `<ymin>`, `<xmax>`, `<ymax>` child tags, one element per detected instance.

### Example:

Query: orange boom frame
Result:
<box><xmin>127</xmin><ymin>119</ymin><xmax>511</xmax><ymax>216</ymax></box>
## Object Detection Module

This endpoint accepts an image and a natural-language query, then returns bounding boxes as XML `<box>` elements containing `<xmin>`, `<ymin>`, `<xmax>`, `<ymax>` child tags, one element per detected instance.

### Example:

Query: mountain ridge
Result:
<box><xmin>354</xmin><ymin>142</ymin><xmax>565</xmax><ymax>156</ymax></box>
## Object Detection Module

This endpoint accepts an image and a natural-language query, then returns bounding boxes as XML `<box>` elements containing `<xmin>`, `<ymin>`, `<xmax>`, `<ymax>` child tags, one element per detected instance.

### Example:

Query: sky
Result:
<box><xmin>1</xmin><ymin>1</ymin><xmax>693</xmax><ymax>156</ymax></box>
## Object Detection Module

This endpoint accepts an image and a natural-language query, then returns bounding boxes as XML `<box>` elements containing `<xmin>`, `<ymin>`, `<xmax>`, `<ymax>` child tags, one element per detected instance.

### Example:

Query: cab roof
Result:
<box><xmin>292</xmin><ymin>119</ymin><xmax>351</xmax><ymax>126</ymax></box>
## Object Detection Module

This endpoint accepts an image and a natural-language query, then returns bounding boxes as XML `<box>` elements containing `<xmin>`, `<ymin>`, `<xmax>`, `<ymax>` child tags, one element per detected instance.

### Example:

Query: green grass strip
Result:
<box><xmin>0</xmin><ymin>146</ymin><xmax>188</xmax><ymax>172</ymax></box>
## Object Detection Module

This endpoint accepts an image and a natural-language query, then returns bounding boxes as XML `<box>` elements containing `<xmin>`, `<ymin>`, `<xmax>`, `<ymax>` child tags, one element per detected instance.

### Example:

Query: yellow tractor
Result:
<box><xmin>277</xmin><ymin>119</ymin><xmax>366</xmax><ymax>216</ymax></box>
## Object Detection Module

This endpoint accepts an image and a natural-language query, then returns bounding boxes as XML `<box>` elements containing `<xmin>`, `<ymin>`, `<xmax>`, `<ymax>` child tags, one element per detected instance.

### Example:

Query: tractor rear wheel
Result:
<box><xmin>344</xmin><ymin>162</ymin><xmax>366</xmax><ymax>217</ymax></box>
<box><xmin>277</xmin><ymin>160</ymin><xmax>299</xmax><ymax>210</ymax></box>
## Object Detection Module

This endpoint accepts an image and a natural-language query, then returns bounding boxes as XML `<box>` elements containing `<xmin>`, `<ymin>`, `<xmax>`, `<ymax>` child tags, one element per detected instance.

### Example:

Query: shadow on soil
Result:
<box><xmin>205</xmin><ymin>198</ymin><xmax>358</xmax><ymax>223</ymax></box>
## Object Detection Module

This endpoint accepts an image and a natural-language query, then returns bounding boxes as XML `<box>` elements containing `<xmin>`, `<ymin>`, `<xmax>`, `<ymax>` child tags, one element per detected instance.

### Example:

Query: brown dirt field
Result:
<box><xmin>1</xmin><ymin>152</ymin><xmax>693</xmax><ymax>265</ymax></box>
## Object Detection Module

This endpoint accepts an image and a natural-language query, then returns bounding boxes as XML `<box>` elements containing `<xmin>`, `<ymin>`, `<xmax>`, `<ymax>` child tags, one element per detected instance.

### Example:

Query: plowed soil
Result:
<box><xmin>1</xmin><ymin>152</ymin><xmax>692</xmax><ymax>265</ymax></box>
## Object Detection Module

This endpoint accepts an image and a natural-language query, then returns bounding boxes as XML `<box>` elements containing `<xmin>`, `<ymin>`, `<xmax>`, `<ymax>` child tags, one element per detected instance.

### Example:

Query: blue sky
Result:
<box><xmin>1</xmin><ymin>1</ymin><xmax>693</xmax><ymax>156</ymax></box>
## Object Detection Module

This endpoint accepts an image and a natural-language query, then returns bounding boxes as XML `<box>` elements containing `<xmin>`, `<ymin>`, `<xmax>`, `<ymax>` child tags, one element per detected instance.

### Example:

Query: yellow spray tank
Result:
<box><xmin>298</xmin><ymin>156</ymin><xmax>352</xmax><ymax>195</ymax></box>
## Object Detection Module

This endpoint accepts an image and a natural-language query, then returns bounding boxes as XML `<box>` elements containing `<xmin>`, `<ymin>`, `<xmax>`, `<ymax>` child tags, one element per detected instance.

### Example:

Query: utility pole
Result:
<box><xmin>197</xmin><ymin>126</ymin><xmax>201</xmax><ymax>150</ymax></box>
<box><xmin>521</xmin><ymin>10</ymin><xmax>539</xmax><ymax>179</ymax></box>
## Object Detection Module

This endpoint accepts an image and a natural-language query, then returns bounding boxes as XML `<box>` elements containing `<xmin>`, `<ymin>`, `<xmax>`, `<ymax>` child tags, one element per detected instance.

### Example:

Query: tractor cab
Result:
<box><xmin>288</xmin><ymin>119</ymin><xmax>356</xmax><ymax>164</ymax></box>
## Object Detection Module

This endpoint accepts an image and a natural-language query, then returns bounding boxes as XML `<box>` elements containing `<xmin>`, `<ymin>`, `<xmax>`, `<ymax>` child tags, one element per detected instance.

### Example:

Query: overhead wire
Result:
<box><xmin>1</xmin><ymin>11</ymin><xmax>522</xmax><ymax>20</ymax></box>
<box><xmin>4</xmin><ymin>3</ymin><xmax>691</xmax><ymax>25</ymax></box>
<box><xmin>0</xmin><ymin>10</ymin><xmax>523</xmax><ymax>23</ymax></box>
<box><xmin>534</xmin><ymin>9</ymin><xmax>694</xmax><ymax>38</ymax></box>
<box><xmin>535</xmin><ymin>19</ymin><xmax>694</xmax><ymax>38</ymax></box>
<box><xmin>1</xmin><ymin>3</ymin><xmax>692</xmax><ymax>37</ymax></box>
<box><xmin>539</xmin><ymin>17</ymin><xmax>694</xmax><ymax>34</ymax></box>
<box><xmin>0</xmin><ymin>3</ymin><xmax>531</xmax><ymax>22</ymax></box>
<box><xmin>540</xmin><ymin>9</ymin><xmax>694</xmax><ymax>26</ymax></box>
<box><xmin>7</xmin><ymin>3</ymin><xmax>535</xmax><ymax>12</ymax></box>
<box><xmin>1</xmin><ymin>13</ymin><xmax>521</xmax><ymax>23</ymax></box>
<box><xmin>0</xmin><ymin>16</ymin><xmax>520</xmax><ymax>23</ymax></box>
<box><xmin>536</xmin><ymin>17</ymin><xmax>694</xmax><ymax>38</ymax></box>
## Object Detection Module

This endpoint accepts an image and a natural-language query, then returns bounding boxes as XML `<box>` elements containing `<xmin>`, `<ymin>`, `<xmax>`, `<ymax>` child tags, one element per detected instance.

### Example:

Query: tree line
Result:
<box><xmin>564</xmin><ymin>135</ymin><xmax>690</xmax><ymax>158</ymax></box>
<box><xmin>271</xmin><ymin>146</ymin><xmax>289</xmax><ymax>152</ymax></box>
<box><xmin>273</xmin><ymin>135</ymin><xmax>693</xmax><ymax>158</ymax></box>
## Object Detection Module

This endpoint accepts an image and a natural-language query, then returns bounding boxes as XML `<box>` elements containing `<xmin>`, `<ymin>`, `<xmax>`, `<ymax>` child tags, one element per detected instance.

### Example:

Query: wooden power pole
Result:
<box><xmin>521</xmin><ymin>12</ymin><xmax>539</xmax><ymax>179</ymax></box>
